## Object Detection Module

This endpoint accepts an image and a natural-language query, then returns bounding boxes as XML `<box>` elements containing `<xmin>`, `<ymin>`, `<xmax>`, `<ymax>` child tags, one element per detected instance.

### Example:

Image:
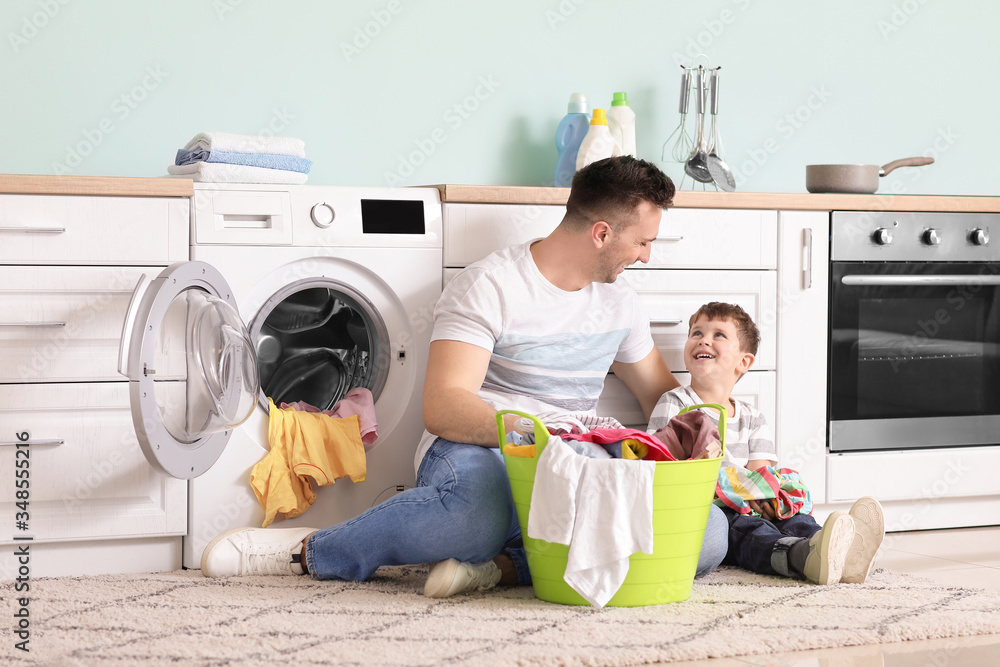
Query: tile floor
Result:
<box><xmin>664</xmin><ymin>526</ymin><xmax>1000</xmax><ymax>667</ymax></box>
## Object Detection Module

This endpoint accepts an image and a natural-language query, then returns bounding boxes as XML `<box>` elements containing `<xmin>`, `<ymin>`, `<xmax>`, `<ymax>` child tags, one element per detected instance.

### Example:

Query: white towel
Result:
<box><xmin>182</xmin><ymin>132</ymin><xmax>307</xmax><ymax>158</ymax></box>
<box><xmin>527</xmin><ymin>437</ymin><xmax>655</xmax><ymax>608</ymax></box>
<box><xmin>167</xmin><ymin>162</ymin><xmax>308</xmax><ymax>185</ymax></box>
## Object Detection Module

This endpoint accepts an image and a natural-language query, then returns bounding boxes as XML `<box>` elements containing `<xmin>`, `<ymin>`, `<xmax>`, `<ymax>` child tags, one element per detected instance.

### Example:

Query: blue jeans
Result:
<box><xmin>305</xmin><ymin>438</ymin><xmax>728</xmax><ymax>583</ymax></box>
<box><xmin>721</xmin><ymin>506</ymin><xmax>821</xmax><ymax>576</ymax></box>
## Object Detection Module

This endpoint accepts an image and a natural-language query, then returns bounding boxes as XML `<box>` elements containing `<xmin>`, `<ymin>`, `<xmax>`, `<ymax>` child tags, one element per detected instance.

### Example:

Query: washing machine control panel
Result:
<box><xmin>310</xmin><ymin>202</ymin><xmax>335</xmax><ymax>228</ymax></box>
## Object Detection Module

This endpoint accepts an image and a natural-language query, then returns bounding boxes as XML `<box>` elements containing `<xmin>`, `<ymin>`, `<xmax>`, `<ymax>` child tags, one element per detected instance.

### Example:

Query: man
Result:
<box><xmin>201</xmin><ymin>156</ymin><xmax>729</xmax><ymax>594</ymax></box>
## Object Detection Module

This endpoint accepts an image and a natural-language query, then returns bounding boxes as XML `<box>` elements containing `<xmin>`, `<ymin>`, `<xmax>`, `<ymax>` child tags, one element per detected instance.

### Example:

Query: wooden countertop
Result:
<box><xmin>430</xmin><ymin>185</ymin><xmax>1000</xmax><ymax>213</ymax></box>
<box><xmin>0</xmin><ymin>174</ymin><xmax>193</xmax><ymax>197</ymax></box>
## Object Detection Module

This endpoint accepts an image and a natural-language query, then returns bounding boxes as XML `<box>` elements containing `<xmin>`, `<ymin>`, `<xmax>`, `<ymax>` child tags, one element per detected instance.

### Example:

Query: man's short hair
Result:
<box><xmin>564</xmin><ymin>156</ymin><xmax>675</xmax><ymax>232</ymax></box>
<box><xmin>688</xmin><ymin>302</ymin><xmax>760</xmax><ymax>356</ymax></box>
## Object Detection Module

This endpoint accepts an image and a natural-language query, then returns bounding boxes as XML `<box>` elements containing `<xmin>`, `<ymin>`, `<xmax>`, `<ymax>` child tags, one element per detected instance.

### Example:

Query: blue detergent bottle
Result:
<box><xmin>553</xmin><ymin>93</ymin><xmax>589</xmax><ymax>187</ymax></box>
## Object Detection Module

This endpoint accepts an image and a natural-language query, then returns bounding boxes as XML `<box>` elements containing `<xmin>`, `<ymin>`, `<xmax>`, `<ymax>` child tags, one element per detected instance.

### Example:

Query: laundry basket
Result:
<box><xmin>497</xmin><ymin>407</ymin><xmax>725</xmax><ymax>607</ymax></box>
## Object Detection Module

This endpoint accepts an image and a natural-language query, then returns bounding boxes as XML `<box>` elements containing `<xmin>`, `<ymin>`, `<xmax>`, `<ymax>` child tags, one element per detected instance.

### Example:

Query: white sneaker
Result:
<box><xmin>424</xmin><ymin>558</ymin><xmax>502</xmax><ymax>598</ymax></box>
<box><xmin>842</xmin><ymin>496</ymin><xmax>885</xmax><ymax>584</ymax></box>
<box><xmin>201</xmin><ymin>526</ymin><xmax>317</xmax><ymax>578</ymax></box>
<box><xmin>802</xmin><ymin>511</ymin><xmax>855</xmax><ymax>585</ymax></box>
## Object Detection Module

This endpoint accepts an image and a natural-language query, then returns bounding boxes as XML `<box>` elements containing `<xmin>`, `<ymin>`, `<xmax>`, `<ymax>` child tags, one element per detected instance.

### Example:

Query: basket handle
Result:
<box><xmin>678</xmin><ymin>403</ymin><xmax>727</xmax><ymax>458</ymax></box>
<box><xmin>496</xmin><ymin>410</ymin><xmax>550</xmax><ymax>457</ymax></box>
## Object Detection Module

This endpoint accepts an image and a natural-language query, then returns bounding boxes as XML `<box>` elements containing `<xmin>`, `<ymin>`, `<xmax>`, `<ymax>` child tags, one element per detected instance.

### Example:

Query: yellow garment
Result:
<box><xmin>504</xmin><ymin>443</ymin><xmax>537</xmax><ymax>458</ymax></box>
<box><xmin>620</xmin><ymin>438</ymin><xmax>646</xmax><ymax>460</ymax></box>
<box><xmin>250</xmin><ymin>398</ymin><xmax>367</xmax><ymax>527</ymax></box>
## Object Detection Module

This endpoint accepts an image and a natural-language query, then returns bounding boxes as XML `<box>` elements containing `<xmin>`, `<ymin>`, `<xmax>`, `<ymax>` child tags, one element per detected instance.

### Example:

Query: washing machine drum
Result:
<box><xmin>253</xmin><ymin>284</ymin><xmax>389</xmax><ymax>410</ymax></box>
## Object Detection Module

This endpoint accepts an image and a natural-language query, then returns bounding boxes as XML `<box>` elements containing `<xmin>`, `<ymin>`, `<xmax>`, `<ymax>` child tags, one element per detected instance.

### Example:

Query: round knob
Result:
<box><xmin>922</xmin><ymin>228</ymin><xmax>941</xmax><ymax>246</ymax></box>
<box><xmin>310</xmin><ymin>202</ymin><xmax>335</xmax><ymax>228</ymax></box>
<box><xmin>971</xmin><ymin>228</ymin><xmax>990</xmax><ymax>246</ymax></box>
<box><xmin>873</xmin><ymin>228</ymin><xmax>893</xmax><ymax>245</ymax></box>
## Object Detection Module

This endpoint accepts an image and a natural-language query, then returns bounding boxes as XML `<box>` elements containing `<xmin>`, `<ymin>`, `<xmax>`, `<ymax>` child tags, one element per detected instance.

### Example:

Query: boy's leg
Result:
<box><xmin>723</xmin><ymin>507</ymin><xmax>856</xmax><ymax>584</ymax></box>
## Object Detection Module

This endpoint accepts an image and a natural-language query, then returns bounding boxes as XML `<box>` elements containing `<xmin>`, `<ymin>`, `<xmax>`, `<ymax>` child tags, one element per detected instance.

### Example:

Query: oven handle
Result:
<box><xmin>842</xmin><ymin>275</ymin><xmax>1000</xmax><ymax>286</ymax></box>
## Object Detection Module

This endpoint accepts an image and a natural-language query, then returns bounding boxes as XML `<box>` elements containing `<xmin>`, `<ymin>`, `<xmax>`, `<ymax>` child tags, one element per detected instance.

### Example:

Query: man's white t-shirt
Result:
<box><xmin>413</xmin><ymin>240</ymin><xmax>656</xmax><ymax>472</ymax></box>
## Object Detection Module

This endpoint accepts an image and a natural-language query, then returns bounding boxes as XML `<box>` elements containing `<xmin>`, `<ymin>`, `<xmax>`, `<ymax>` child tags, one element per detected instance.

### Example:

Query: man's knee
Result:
<box><xmin>695</xmin><ymin>504</ymin><xmax>729</xmax><ymax>577</ymax></box>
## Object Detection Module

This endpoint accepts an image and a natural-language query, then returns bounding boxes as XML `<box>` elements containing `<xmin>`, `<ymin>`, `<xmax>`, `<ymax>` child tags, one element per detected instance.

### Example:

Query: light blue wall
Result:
<box><xmin>1</xmin><ymin>1</ymin><xmax>993</xmax><ymax>195</ymax></box>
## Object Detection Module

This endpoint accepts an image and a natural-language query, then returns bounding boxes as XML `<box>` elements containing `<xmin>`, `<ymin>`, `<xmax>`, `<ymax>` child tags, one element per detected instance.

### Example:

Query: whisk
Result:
<box><xmin>661</xmin><ymin>68</ymin><xmax>694</xmax><ymax>162</ymax></box>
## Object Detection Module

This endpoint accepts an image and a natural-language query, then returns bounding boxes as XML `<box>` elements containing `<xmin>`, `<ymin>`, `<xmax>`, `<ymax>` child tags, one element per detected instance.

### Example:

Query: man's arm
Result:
<box><xmin>422</xmin><ymin>339</ymin><xmax>513</xmax><ymax>447</ymax></box>
<box><xmin>610</xmin><ymin>346</ymin><xmax>679</xmax><ymax>422</ymax></box>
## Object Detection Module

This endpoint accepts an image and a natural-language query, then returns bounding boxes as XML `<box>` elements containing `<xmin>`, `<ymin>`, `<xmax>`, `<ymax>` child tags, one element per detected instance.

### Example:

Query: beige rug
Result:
<box><xmin>4</xmin><ymin>565</ymin><xmax>1000</xmax><ymax>666</ymax></box>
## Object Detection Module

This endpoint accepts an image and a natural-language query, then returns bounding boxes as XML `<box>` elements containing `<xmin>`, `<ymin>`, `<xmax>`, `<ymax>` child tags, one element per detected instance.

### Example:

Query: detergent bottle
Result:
<box><xmin>575</xmin><ymin>108</ymin><xmax>618</xmax><ymax>171</ymax></box>
<box><xmin>606</xmin><ymin>92</ymin><xmax>636</xmax><ymax>157</ymax></box>
<box><xmin>553</xmin><ymin>93</ymin><xmax>590</xmax><ymax>187</ymax></box>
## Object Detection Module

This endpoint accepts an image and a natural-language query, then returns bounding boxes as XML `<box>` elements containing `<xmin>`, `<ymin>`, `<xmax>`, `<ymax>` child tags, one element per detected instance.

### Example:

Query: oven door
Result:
<box><xmin>829</xmin><ymin>262</ymin><xmax>1000</xmax><ymax>452</ymax></box>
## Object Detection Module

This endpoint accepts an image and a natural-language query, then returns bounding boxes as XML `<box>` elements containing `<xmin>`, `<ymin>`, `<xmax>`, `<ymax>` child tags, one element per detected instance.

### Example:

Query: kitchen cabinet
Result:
<box><xmin>773</xmin><ymin>211</ymin><xmax>829</xmax><ymax>502</ymax></box>
<box><xmin>0</xmin><ymin>178</ymin><xmax>191</xmax><ymax>576</ymax></box>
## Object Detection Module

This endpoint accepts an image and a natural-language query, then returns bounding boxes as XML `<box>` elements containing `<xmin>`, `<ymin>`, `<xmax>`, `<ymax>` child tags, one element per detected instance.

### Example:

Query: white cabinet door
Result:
<box><xmin>0</xmin><ymin>382</ymin><xmax>186</xmax><ymax>544</ymax></box>
<box><xmin>652</xmin><ymin>209</ymin><xmax>778</xmax><ymax>269</ymax></box>
<box><xmin>625</xmin><ymin>269</ymin><xmax>777</xmax><ymax>371</ymax></box>
<box><xmin>0</xmin><ymin>266</ymin><xmax>155</xmax><ymax>382</ymax></box>
<box><xmin>443</xmin><ymin>203</ymin><xmax>564</xmax><ymax>267</ymax></box>
<box><xmin>774</xmin><ymin>211</ymin><xmax>830</xmax><ymax>502</ymax></box>
<box><xmin>0</xmin><ymin>195</ymin><xmax>188</xmax><ymax>265</ymax></box>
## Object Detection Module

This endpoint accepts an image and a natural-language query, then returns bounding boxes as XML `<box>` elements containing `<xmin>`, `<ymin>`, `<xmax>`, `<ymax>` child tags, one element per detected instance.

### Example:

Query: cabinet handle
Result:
<box><xmin>0</xmin><ymin>439</ymin><xmax>64</xmax><ymax>447</ymax></box>
<box><xmin>658</xmin><ymin>235</ymin><xmax>684</xmax><ymax>242</ymax></box>
<box><xmin>0</xmin><ymin>226</ymin><xmax>66</xmax><ymax>234</ymax></box>
<box><xmin>0</xmin><ymin>321</ymin><xmax>66</xmax><ymax>328</ymax></box>
<box><xmin>650</xmin><ymin>318</ymin><xmax>684</xmax><ymax>326</ymax></box>
<box><xmin>802</xmin><ymin>228</ymin><xmax>813</xmax><ymax>290</ymax></box>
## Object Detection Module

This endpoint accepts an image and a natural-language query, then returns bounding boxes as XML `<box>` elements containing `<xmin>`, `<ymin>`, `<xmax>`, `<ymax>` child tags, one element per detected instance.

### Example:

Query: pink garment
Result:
<box><xmin>650</xmin><ymin>410</ymin><xmax>720</xmax><ymax>461</ymax></box>
<box><xmin>280</xmin><ymin>387</ymin><xmax>378</xmax><ymax>449</ymax></box>
<box><xmin>560</xmin><ymin>427</ymin><xmax>676</xmax><ymax>461</ymax></box>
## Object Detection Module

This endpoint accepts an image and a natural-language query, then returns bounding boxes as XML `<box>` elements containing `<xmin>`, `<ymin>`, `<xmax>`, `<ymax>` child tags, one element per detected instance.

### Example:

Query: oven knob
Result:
<box><xmin>872</xmin><ymin>228</ymin><xmax>893</xmax><ymax>245</ymax></box>
<box><xmin>310</xmin><ymin>202</ymin><xmax>335</xmax><ymax>228</ymax></box>
<box><xmin>922</xmin><ymin>228</ymin><xmax>941</xmax><ymax>246</ymax></box>
<box><xmin>971</xmin><ymin>228</ymin><xmax>990</xmax><ymax>246</ymax></box>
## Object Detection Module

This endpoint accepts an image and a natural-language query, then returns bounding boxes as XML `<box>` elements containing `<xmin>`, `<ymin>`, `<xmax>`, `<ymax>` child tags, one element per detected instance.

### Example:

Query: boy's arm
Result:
<box><xmin>744</xmin><ymin>407</ymin><xmax>778</xmax><ymax>469</ymax></box>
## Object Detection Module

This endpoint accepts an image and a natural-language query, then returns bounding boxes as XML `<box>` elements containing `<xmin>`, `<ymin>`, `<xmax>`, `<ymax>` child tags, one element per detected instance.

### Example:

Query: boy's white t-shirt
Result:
<box><xmin>413</xmin><ymin>240</ymin><xmax>655</xmax><ymax>472</ymax></box>
<box><xmin>646</xmin><ymin>385</ymin><xmax>777</xmax><ymax>468</ymax></box>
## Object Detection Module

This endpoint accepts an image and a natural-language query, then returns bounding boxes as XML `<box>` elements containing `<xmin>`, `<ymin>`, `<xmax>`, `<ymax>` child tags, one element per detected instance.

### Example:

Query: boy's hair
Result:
<box><xmin>688</xmin><ymin>302</ymin><xmax>760</xmax><ymax>356</ymax></box>
<box><xmin>563</xmin><ymin>155</ymin><xmax>675</xmax><ymax>233</ymax></box>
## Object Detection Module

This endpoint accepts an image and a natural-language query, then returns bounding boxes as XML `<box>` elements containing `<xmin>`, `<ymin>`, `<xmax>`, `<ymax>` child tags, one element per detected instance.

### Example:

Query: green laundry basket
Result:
<box><xmin>497</xmin><ymin>406</ymin><xmax>725</xmax><ymax>607</ymax></box>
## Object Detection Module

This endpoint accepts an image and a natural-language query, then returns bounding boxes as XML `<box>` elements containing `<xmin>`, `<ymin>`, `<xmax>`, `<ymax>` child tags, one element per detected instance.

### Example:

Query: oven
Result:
<box><xmin>828</xmin><ymin>211</ymin><xmax>1000</xmax><ymax>452</ymax></box>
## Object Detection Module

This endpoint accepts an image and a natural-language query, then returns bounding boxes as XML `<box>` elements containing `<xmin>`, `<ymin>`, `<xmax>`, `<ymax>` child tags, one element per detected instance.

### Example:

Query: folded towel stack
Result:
<box><xmin>167</xmin><ymin>132</ymin><xmax>312</xmax><ymax>184</ymax></box>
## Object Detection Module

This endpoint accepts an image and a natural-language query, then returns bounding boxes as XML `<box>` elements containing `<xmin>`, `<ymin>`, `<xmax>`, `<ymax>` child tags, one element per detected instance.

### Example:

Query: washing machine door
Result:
<box><xmin>118</xmin><ymin>261</ymin><xmax>259</xmax><ymax>479</ymax></box>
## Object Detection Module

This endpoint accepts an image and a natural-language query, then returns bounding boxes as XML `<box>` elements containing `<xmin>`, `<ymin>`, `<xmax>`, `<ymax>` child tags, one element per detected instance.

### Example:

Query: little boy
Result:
<box><xmin>647</xmin><ymin>302</ymin><xmax>885</xmax><ymax>585</ymax></box>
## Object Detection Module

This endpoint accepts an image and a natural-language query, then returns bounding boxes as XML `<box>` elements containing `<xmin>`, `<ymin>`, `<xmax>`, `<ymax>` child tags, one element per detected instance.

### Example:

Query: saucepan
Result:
<box><xmin>805</xmin><ymin>156</ymin><xmax>934</xmax><ymax>194</ymax></box>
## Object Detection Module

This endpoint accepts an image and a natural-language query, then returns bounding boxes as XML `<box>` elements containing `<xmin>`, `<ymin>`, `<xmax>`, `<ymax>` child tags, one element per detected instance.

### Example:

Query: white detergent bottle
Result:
<box><xmin>606</xmin><ymin>92</ymin><xmax>636</xmax><ymax>157</ymax></box>
<box><xmin>576</xmin><ymin>108</ymin><xmax>618</xmax><ymax>170</ymax></box>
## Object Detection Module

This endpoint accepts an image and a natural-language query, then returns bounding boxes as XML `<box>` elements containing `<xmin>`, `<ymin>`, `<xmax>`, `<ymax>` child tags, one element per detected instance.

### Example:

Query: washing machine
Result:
<box><xmin>118</xmin><ymin>184</ymin><xmax>443</xmax><ymax>568</ymax></box>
